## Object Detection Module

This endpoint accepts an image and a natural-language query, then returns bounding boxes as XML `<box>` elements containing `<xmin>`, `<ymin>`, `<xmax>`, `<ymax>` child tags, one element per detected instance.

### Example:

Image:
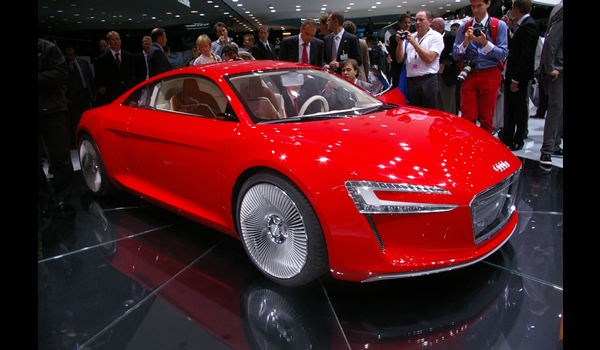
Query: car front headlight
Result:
<box><xmin>345</xmin><ymin>180</ymin><xmax>457</xmax><ymax>214</ymax></box>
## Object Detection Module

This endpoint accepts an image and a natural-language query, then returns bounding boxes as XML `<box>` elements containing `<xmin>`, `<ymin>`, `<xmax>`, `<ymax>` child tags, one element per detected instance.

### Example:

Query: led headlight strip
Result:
<box><xmin>345</xmin><ymin>180</ymin><xmax>457</xmax><ymax>214</ymax></box>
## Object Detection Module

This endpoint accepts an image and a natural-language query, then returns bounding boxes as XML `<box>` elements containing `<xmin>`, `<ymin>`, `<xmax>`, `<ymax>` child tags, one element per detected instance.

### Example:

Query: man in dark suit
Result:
<box><xmin>431</xmin><ymin>17</ymin><xmax>459</xmax><ymax>114</ymax></box>
<box><xmin>279</xmin><ymin>18</ymin><xmax>324</xmax><ymax>67</ymax></box>
<box><xmin>539</xmin><ymin>0</ymin><xmax>563</xmax><ymax>166</ymax></box>
<box><xmin>281</xmin><ymin>76</ymin><xmax>324</xmax><ymax>117</ymax></box>
<box><xmin>501</xmin><ymin>0</ymin><xmax>540</xmax><ymax>150</ymax></box>
<box><xmin>252</xmin><ymin>26</ymin><xmax>277</xmax><ymax>60</ymax></box>
<box><xmin>94</xmin><ymin>31</ymin><xmax>135</xmax><ymax>106</ymax></box>
<box><xmin>64</xmin><ymin>45</ymin><xmax>96</xmax><ymax>148</ymax></box>
<box><xmin>148</xmin><ymin>28</ymin><xmax>171</xmax><ymax>78</ymax></box>
<box><xmin>133</xmin><ymin>36</ymin><xmax>152</xmax><ymax>85</ymax></box>
<box><xmin>323</xmin><ymin>11</ymin><xmax>362</xmax><ymax>75</ymax></box>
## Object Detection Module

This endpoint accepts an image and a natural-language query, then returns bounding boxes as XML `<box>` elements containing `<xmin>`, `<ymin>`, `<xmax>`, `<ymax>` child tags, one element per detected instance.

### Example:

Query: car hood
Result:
<box><xmin>259</xmin><ymin>106</ymin><xmax>521</xmax><ymax>198</ymax></box>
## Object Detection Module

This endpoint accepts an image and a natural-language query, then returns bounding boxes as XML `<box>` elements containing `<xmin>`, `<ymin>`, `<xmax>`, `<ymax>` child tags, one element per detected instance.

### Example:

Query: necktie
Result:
<box><xmin>332</xmin><ymin>36</ymin><xmax>339</xmax><ymax>61</ymax></box>
<box><xmin>115</xmin><ymin>52</ymin><xmax>121</xmax><ymax>68</ymax></box>
<box><xmin>71</xmin><ymin>65</ymin><xmax>84</xmax><ymax>90</ymax></box>
<box><xmin>264</xmin><ymin>42</ymin><xmax>274</xmax><ymax>59</ymax></box>
<box><xmin>302</xmin><ymin>43</ymin><xmax>308</xmax><ymax>64</ymax></box>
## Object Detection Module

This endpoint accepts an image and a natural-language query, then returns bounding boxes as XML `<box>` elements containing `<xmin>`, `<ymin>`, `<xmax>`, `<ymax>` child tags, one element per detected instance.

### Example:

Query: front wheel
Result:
<box><xmin>78</xmin><ymin>134</ymin><xmax>115</xmax><ymax>197</ymax></box>
<box><xmin>236</xmin><ymin>171</ymin><xmax>328</xmax><ymax>286</ymax></box>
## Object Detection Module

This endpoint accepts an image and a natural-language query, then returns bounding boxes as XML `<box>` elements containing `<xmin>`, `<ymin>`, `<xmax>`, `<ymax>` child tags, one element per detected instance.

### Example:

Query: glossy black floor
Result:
<box><xmin>38</xmin><ymin>155</ymin><xmax>563</xmax><ymax>350</ymax></box>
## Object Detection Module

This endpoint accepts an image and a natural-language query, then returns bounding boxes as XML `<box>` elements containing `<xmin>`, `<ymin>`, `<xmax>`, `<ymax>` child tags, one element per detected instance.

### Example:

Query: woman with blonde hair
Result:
<box><xmin>193</xmin><ymin>34</ymin><xmax>221</xmax><ymax>65</ymax></box>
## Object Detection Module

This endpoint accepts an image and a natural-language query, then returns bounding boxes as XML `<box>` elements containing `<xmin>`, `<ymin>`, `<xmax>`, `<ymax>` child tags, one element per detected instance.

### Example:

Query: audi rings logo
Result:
<box><xmin>493</xmin><ymin>161</ymin><xmax>511</xmax><ymax>172</ymax></box>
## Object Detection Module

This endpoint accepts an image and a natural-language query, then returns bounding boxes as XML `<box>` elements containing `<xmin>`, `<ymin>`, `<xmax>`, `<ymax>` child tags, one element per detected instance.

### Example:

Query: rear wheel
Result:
<box><xmin>237</xmin><ymin>171</ymin><xmax>328</xmax><ymax>286</ymax></box>
<box><xmin>78</xmin><ymin>134</ymin><xmax>115</xmax><ymax>197</ymax></box>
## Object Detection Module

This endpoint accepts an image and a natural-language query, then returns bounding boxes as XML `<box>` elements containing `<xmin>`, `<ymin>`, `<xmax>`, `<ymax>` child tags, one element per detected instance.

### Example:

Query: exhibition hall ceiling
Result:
<box><xmin>39</xmin><ymin>0</ymin><xmax>473</xmax><ymax>34</ymax></box>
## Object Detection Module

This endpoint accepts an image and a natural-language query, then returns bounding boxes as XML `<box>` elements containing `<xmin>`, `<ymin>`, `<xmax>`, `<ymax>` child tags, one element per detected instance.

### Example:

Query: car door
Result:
<box><xmin>128</xmin><ymin>74</ymin><xmax>240</xmax><ymax>219</ymax></box>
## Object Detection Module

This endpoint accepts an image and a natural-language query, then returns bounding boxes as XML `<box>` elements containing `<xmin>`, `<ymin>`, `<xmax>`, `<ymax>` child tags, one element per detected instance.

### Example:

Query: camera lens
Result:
<box><xmin>473</xmin><ymin>29</ymin><xmax>482</xmax><ymax>37</ymax></box>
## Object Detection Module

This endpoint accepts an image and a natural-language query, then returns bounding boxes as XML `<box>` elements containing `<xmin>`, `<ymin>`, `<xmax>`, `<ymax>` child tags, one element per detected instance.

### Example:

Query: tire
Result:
<box><xmin>236</xmin><ymin>171</ymin><xmax>328</xmax><ymax>286</ymax></box>
<box><xmin>78</xmin><ymin>134</ymin><xmax>115</xmax><ymax>197</ymax></box>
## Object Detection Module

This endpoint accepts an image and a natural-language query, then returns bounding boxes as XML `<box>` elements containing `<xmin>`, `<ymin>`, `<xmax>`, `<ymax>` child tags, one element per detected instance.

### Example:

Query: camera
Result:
<box><xmin>457</xmin><ymin>60</ymin><xmax>476</xmax><ymax>82</ymax></box>
<box><xmin>473</xmin><ymin>28</ymin><xmax>482</xmax><ymax>37</ymax></box>
<box><xmin>398</xmin><ymin>31</ymin><xmax>408</xmax><ymax>40</ymax></box>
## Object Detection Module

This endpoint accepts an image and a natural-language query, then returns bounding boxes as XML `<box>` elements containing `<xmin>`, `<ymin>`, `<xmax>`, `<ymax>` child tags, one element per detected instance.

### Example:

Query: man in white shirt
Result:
<box><xmin>395</xmin><ymin>10</ymin><xmax>444</xmax><ymax>109</ymax></box>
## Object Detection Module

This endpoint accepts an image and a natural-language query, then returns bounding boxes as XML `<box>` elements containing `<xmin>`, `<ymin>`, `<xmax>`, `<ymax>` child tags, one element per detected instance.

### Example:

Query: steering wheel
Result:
<box><xmin>298</xmin><ymin>95</ymin><xmax>329</xmax><ymax>116</ymax></box>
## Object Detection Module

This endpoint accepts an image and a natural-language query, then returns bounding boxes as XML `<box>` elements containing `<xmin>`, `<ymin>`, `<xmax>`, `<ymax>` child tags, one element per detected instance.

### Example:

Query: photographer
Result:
<box><xmin>395</xmin><ymin>10</ymin><xmax>444</xmax><ymax>109</ymax></box>
<box><xmin>452</xmin><ymin>0</ymin><xmax>508</xmax><ymax>134</ymax></box>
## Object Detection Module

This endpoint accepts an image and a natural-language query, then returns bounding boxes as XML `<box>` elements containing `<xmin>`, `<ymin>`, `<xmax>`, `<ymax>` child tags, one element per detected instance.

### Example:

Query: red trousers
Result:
<box><xmin>459</xmin><ymin>67</ymin><xmax>502</xmax><ymax>134</ymax></box>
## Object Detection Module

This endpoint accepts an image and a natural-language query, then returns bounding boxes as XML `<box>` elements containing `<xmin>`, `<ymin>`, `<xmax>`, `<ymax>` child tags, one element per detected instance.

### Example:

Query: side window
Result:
<box><xmin>155</xmin><ymin>76</ymin><xmax>227</xmax><ymax>119</ymax></box>
<box><xmin>122</xmin><ymin>82</ymin><xmax>157</xmax><ymax>108</ymax></box>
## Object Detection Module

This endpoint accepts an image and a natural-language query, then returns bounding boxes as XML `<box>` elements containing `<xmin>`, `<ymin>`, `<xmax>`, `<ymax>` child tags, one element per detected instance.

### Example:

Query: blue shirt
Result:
<box><xmin>452</xmin><ymin>14</ymin><xmax>508</xmax><ymax>70</ymax></box>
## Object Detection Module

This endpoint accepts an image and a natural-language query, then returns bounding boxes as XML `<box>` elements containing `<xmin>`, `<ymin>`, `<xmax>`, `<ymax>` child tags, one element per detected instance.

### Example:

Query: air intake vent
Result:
<box><xmin>470</xmin><ymin>168</ymin><xmax>521</xmax><ymax>244</ymax></box>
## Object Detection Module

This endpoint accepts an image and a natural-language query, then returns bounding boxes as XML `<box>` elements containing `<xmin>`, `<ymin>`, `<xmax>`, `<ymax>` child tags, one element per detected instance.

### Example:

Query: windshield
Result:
<box><xmin>227</xmin><ymin>68</ymin><xmax>384</xmax><ymax>123</ymax></box>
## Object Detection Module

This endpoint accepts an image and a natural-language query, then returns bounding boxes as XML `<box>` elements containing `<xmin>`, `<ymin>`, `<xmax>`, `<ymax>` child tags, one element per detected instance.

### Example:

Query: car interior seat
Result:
<box><xmin>240</xmin><ymin>77</ymin><xmax>281</xmax><ymax>120</ymax></box>
<box><xmin>171</xmin><ymin>79</ymin><xmax>220</xmax><ymax>118</ymax></box>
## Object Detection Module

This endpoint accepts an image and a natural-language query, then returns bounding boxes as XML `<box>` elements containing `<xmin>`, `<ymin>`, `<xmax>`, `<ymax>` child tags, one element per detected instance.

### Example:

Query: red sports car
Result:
<box><xmin>77</xmin><ymin>60</ymin><xmax>521</xmax><ymax>286</ymax></box>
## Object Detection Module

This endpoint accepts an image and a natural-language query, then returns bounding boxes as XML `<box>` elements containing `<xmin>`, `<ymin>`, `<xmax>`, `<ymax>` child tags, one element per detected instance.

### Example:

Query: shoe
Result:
<box><xmin>510</xmin><ymin>142</ymin><xmax>524</xmax><ymax>151</ymax></box>
<box><xmin>539</xmin><ymin>162</ymin><xmax>552</xmax><ymax>171</ymax></box>
<box><xmin>540</xmin><ymin>153</ymin><xmax>552</xmax><ymax>165</ymax></box>
<box><xmin>552</xmin><ymin>148</ymin><xmax>563</xmax><ymax>157</ymax></box>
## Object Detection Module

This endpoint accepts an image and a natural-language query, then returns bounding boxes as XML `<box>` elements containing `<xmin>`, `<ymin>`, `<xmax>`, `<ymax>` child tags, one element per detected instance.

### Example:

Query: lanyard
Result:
<box><xmin>413</xmin><ymin>31</ymin><xmax>431</xmax><ymax>61</ymax></box>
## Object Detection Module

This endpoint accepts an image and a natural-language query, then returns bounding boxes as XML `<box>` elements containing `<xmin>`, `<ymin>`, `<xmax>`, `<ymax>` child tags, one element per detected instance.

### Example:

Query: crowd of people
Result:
<box><xmin>38</xmin><ymin>0</ymin><xmax>562</xmax><ymax>214</ymax></box>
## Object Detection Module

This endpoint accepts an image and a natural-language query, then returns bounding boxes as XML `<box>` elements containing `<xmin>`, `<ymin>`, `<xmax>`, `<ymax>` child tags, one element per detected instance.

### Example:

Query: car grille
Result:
<box><xmin>470</xmin><ymin>168</ymin><xmax>521</xmax><ymax>244</ymax></box>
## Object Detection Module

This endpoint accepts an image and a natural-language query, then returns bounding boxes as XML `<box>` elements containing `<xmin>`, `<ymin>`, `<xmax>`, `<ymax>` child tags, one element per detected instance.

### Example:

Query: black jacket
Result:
<box><xmin>279</xmin><ymin>35</ymin><xmax>325</xmax><ymax>68</ymax></box>
<box><xmin>94</xmin><ymin>49</ymin><xmax>135</xmax><ymax>106</ymax></box>
<box><xmin>505</xmin><ymin>15</ymin><xmax>539</xmax><ymax>85</ymax></box>
<box><xmin>324</xmin><ymin>31</ymin><xmax>362</xmax><ymax>74</ymax></box>
<box><xmin>38</xmin><ymin>38</ymin><xmax>68</xmax><ymax>115</ymax></box>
